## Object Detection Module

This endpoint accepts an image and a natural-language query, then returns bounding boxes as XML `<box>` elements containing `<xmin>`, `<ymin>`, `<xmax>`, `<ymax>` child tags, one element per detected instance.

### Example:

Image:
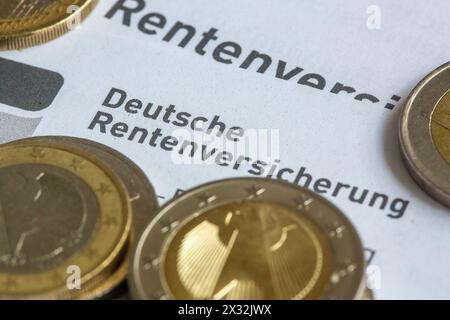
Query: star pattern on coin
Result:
<box><xmin>151</xmin><ymin>290</ymin><xmax>168</xmax><ymax>300</ymax></box>
<box><xmin>30</xmin><ymin>147</ymin><xmax>45</xmax><ymax>160</ymax></box>
<box><xmin>97</xmin><ymin>183</ymin><xmax>112</xmax><ymax>195</ymax></box>
<box><xmin>245</xmin><ymin>185</ymin><xmax>265</xmax><ymax>199</ymax></box>
<box><xmin>50</xmin><ymin>271</ymin><xmax>62</xmax><ymax>283</ymax></box>
<box><xmin>327</xmin><ymin>222</ymin><xmax>346</xmax><ymax>239</ymax></box>
<box><xmin>197</xmin><ymin>192</ymin><xmax>217</xmax><ymax>207</ymax></box>
<box><xmin>293</xmin><ymin>194</ymin><xmax>314</xmax><ymax>211</ymax></box>
<box><xmin>69</xmin><ymin>158</ymin><xmax>85</xmax><ymax>171</ymax></box>
<box><xmin>2</xmin><ymin>277</ymin><xmax>18</xmax><ymax>289</ymax></box>
<box><xmin>160</xmin><ymin>217</ymin><xmax>180</xmax><ymax>234</ymax></box>
<box><xmin>103</xmin><ymin>215</ymin><xmax>118</xmax><ymax>227</ymax></box>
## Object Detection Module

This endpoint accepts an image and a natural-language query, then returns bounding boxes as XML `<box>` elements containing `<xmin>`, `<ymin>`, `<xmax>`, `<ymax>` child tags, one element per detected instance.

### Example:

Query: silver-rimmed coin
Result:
<box><xmin>130</xmin><ymin>178</ymin><xmax>367</xmax><ymax>300</ymax></box>
<box><xmin>399</xmin><ymin>61</ymin><xmax>450</xmax><ymax>206</ymax></box>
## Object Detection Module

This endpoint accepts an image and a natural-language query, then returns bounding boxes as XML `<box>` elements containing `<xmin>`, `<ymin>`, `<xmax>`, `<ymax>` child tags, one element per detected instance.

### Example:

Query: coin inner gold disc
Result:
<box><xmin>431</xmin><ymin>90</ymin><xmax>450</xmax><ymax>165</ymax></box>
<box><xmin>163</xmin><ymin>201</ymin><xmax>332</xmax><ymax>300</ymax></box>
<box><xmin>0</xmin><ymin>164</ymin><xmax>99</xmax><ymax>273</ymax></box>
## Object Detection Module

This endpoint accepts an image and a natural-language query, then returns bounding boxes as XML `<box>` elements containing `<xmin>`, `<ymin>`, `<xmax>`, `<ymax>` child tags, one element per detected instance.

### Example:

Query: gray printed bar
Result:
<box><xmin>0</xmin><ymin>57</ymin><xmax>64</xmax><ymax>111</ymax></box>
<box><xmin>0</xmin><ymin>111</ymin><xmax>41</xmax><ymax>143</ymax></box>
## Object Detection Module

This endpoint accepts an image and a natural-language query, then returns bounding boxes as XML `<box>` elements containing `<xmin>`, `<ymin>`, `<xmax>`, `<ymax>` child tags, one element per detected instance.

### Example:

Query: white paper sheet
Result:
<box><xmin>1</xmin><ymin>0</ymin><xmax>450</xmax><ymax>299</ymax></box>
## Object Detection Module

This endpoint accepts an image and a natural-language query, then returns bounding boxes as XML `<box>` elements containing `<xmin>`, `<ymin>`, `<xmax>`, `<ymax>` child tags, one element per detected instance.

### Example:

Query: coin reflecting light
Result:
<box><xmin>0</xmin><ymin>0</ymin><xmax>98</xmax><ymax>50</ymax></box>
<box><xmin>6</xmin><ymin>136</ymin><xmax>158</xmax><ymax>299</ymax></box>
<box><xmin>130</xmin><ymin>178</ymin><xmax>366</xmax><ymax>300</ymax></box>
<box><xmin>431</xmin><ymin>90</ymin><xmax>450</xmax><ymax>165</ymax></box>
<box><xmin>163</xmin><ymin>201</ymin><xmax>332</xmax><ymax>300</ymax></box>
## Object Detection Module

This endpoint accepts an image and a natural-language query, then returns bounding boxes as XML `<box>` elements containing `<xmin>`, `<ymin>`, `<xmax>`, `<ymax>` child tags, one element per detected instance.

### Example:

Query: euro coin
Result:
<box><xmin>9</xmin><ymin>136</ymin><xmax>159</xmax><ymax>239</ymax></box>
<box><xmin>361</xmin><ymin>287</ymin><xmax>374</xmax><ymax>300</ymax></box>
<box><xmin>130</xmin><ymin>178</ymin><xmax>367</xmax><ymax>300</ymax></box>
<box><xmin>8</xmin><ymin>136</ymin><xmax>159</xmax><ymax>299</ymax></box>
<box><xmin>0</xmin><ymin>0</ymin><xmax>98</xmax><ymax>50</ymax></box>
<box><xmin>80</xmin><ymin>250</ymin><xmax>129</xmax><ymax>300</ymax></box>
<box><xmin>0</xmin><ymin>141</ymin><xmax>131</xmax><ymax>299</ymax></box>
<box><xmin>400</xmin><ymin>61</ymin><xmax>450</xmax><ymax>207</ymax></box>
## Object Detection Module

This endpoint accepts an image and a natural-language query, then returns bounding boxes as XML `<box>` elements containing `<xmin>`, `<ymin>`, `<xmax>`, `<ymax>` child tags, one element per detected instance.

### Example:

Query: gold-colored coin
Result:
<box><xmin>0</xmin><ymin>142</ymin><xmax>131</xmax><ymax>299</ymax></box>
<box><xmin>0</xmin><ymin>0</ymin><xmax>98</xmax><ymax>50</ymax></box>
<box><xmin>130</xmin><ymin>178</ymin><xmax>367</xmax><ymax>300</ymax></box>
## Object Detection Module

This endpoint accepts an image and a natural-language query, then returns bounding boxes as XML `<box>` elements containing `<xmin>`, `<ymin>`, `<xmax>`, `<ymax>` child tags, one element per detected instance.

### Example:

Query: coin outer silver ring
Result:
<box><xmin>399</xmin><ymin>61</ymin><xmax>450</xmax><ymax>207</ymax></box>
<box><xmin>130</xmin><ymin>177</ymin><xmax>366</xmax><ymax>300</ymax></box>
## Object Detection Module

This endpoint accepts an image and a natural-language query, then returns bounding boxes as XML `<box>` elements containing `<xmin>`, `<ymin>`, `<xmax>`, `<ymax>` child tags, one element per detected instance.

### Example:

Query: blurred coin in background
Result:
<box><xmin>400</xmin><ymin>61</ymin><xmax>450</xmax><ymax>207</ymax></box>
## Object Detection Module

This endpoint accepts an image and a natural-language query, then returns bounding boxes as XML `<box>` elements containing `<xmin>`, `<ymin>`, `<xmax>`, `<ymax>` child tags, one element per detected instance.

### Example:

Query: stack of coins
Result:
<box><xmin>0</xmin><ymin>0</ymin><xmax>98</xmax><ymax>50</ymax></box>
<box><xmin>1</xmin><ymin>2</ymin><xmax>372</xmax><ymax>299</ymax></box>
<box><xmin>0</xmin><ymin>136</ymin><xmax>158</xmax><ymax>299</ymax></box>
